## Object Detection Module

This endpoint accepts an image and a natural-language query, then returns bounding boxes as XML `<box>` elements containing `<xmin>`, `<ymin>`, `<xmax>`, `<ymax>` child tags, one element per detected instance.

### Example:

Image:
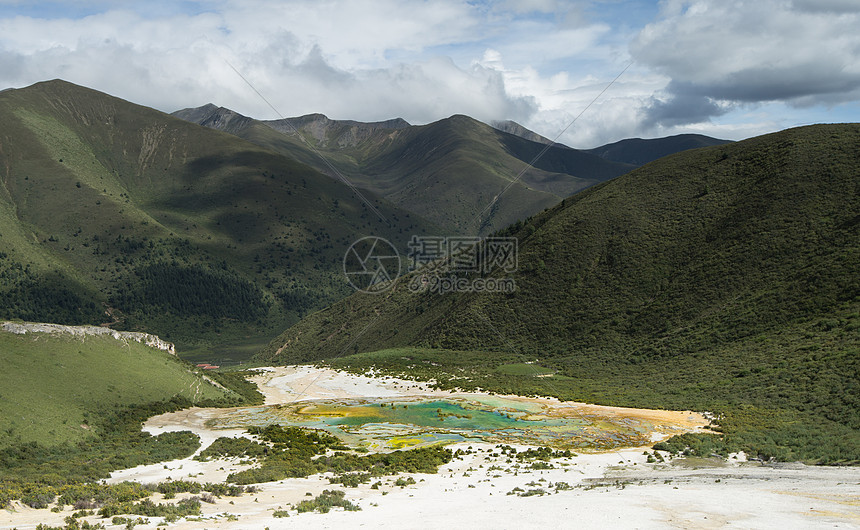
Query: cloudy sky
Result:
<box><xmin>1</xmin><ymin>0</ymin><xmax>858</xmax><ymax>147</ymax></box>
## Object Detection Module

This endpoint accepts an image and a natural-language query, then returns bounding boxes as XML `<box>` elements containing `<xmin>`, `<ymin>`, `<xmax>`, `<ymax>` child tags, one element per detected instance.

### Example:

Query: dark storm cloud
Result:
<box><xmin>642</xmin><ymin>82</ymin><xmax>730</xmax><ymax>127</ymax></box>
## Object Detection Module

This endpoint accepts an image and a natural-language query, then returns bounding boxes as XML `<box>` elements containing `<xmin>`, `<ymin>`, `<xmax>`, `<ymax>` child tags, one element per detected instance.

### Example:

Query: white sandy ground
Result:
<box><xmin>2</xmin><ymin>366</ymin><xmax>859</xmax><ymax>529</ymax></box>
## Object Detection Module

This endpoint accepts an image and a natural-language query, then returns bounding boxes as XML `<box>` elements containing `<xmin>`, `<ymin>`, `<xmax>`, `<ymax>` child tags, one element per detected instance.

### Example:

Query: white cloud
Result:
<box><xmin>632</xmin><ymin>0</ymin><xmax>860</xmax><ymax>127</ymax></box>
<box><xmin>0</xmin><ymin>1</ymin><xmax>541</xmax><ymax>124</ymax></box>
<box><xmin>508</xmin><ymin>69</ymin><xmax>673</xmax><ymax>148</ymax></box>
<box><xmin>495</xmin><ymin>0</ymin><xmax>565</xmax><ymax>15</ymax></box>
<box><xmin>0</xmin><ymin>0</ymin><xmax>857</xmax><ymax>150</ymax></box>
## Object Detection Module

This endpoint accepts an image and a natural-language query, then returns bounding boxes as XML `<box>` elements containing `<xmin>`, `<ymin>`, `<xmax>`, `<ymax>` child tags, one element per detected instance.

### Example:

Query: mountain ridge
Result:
<box><xmin>173</xmin><ymin>105</ymin><xmax>636</xmax><ymax>234</ymax></box>
<box><xmin>586</xmin><ymin>133</ymin><xmax>732</xmax><ymax>165</ymax></box>
<box><xmin>174</xmin><ymin>104</ymin><xmax>731</xmax><ymax>235</ymax></box>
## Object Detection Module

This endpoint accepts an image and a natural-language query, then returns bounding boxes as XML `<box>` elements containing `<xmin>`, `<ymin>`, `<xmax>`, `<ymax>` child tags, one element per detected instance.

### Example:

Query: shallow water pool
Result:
<box><xmin>209</xmin><ymin>396</ymin><xmax>660</xmax><ymax>451</ymax></box>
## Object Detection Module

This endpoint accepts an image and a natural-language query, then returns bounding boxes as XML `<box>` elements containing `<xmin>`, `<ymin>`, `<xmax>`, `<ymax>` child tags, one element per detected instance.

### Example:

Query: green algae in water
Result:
<box><xmin>316</xmin><ymin>400</ymin><xmax>524</xmax><ymax>431</ymax></box>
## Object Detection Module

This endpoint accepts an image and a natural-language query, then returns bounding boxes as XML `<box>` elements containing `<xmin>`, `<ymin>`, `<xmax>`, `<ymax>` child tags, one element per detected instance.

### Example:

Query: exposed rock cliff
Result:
<box><xmin>1</xmin><ymin>321</ymin><xmax>176</xmax><ymax>354</ymax></box>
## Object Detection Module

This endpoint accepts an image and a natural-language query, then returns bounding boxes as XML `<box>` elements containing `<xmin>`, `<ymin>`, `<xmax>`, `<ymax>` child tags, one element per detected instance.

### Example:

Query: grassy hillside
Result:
<box><xmin>260</xmin><ymin>124</ymin><xmax>860</xmax><ymax>463</ymax></box>
<box><xmin>0</xmin><ymin>80</ymin><xmax>434</xmax><ymax>355</ymax></box>
<box><xmin>0</xmin><ymin>326</ymin><xmax>230</xmax><ymax>449</ymax></box>
<box><xmin>174</xmin><ymin>107</ymin><xmax>635</xmax><ymax>235</ymax></box>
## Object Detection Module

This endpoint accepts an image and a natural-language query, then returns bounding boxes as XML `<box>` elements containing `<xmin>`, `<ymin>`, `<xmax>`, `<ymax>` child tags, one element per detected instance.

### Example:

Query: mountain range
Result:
<box><xmin>172</xmin><ymin>105</ymin><xmax>633</xmax><ymax>235</ymax></box>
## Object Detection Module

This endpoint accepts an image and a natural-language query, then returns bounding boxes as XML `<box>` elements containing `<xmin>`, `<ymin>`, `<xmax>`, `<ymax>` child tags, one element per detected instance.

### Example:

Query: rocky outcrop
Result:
<box><xmin>1</xmin><ymin>321</ymin><xmax>175</xmax><ymax>354</ymax></box>
<box><xmin>171</xmin><ymin>103</ymin><xmax>256</xmax><ymax>133</ymax></box>
<box><xmin>491</xmin><ymin>120</ymin><xmax>557</xmax><ymax>146</ymax></box>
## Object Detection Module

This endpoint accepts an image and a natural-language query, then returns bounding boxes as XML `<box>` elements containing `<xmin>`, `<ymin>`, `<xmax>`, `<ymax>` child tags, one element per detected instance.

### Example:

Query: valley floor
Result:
<box><xmin>2</xmin><ymin>367</ymin><xmax>858</xmax><ymax>529</ymax></box>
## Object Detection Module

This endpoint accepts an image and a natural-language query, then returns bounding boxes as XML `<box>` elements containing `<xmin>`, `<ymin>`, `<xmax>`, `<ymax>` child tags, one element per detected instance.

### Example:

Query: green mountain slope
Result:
<box><xmin>173</xmin><ymin>106</ymin><xmax>635</xmax><ymax>235</ymax></box>
<box><xmin>260</xmin><ymin>124</ymin><xmax>860</xmax><ymax>463</ymax></box>
<box><xmin>0</xmin><ymin>80</ymin><xmax>434</xmax><ymax>354</ymax></box>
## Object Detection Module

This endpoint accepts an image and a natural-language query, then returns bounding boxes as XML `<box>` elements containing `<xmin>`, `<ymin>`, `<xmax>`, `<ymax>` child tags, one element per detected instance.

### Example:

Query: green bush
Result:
<box><xmin>294</xmin><ymin>490</ymin><xmax>359</xmax><ymax>513</ymax></box>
